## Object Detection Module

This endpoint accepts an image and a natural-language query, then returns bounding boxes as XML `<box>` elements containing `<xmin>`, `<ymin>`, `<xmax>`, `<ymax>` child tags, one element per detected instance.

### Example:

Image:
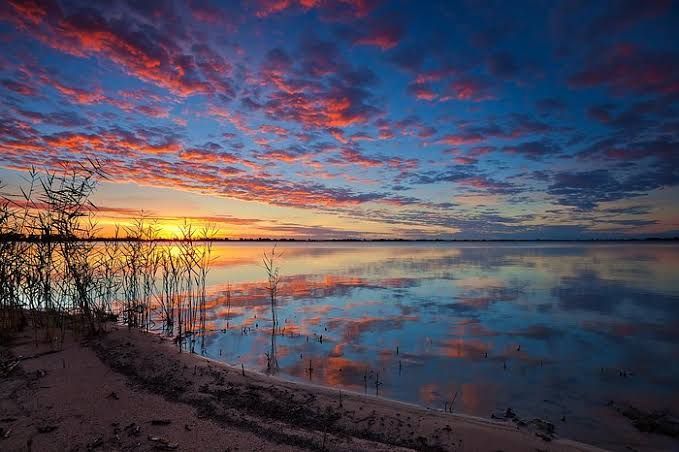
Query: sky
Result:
<box><xmin>0</xmin><ymin>0</ymin><xmax>677</xmax><ymax>239</ymax></box>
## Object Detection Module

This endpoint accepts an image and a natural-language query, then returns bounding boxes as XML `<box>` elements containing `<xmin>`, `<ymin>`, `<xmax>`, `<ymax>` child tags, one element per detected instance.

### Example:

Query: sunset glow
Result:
<box><xmin>0</xmin><ymin>0</ymin><xmax>677</xmax><ymax>239</ymax></box>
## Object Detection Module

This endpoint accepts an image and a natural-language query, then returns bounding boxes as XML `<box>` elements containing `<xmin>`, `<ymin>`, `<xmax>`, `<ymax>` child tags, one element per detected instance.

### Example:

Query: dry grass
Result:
<box><xmin>0</xmin><ymin>165</ymin><xmax>216</xmax><ymax>353</ymax></box>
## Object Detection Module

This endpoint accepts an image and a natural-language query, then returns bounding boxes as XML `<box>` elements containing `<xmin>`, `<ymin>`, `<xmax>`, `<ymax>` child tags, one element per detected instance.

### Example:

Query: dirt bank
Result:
<box><xmin>0</xmin><ymin>327</ymin><xmax>606</xmax><ymax>451</ymax></box>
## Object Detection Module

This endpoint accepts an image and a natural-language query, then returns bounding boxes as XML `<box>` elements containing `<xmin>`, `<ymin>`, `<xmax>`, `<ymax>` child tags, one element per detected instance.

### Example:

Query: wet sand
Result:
<box><xmin>1</xmin><ymin>327</ymin><xmax>606</xmax><ymax>451</ymax></box>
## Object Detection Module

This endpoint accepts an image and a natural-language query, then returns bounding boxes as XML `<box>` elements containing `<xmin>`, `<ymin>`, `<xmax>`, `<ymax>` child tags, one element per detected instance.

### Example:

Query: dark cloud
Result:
<box><xmin>547</xmin><ymin>165</ymin><xmax>679</xmax><ymax>211</ymax></box>
<box><xmin>535</xmin><ymin>98</ymin><xmax>566</xmax><ymax>114</ymax></box>
<box><xmin>503</xmin><ymin>140</ymin><xmax>560</xmax><ymax>160</ymax></box>
<box><xmin>586</xmin><ymin>0</ymin><xmax>671</xmax><ymax>38</ymax></box>
<box><xmin>486</xmin><ymin>52</ymin><xmax>518</xmax><ymax>78</ymax></box>
<box><xmin>570</xmin><ymin>45</ymin><xmax>679</xmax><ymax>96</ymax></box>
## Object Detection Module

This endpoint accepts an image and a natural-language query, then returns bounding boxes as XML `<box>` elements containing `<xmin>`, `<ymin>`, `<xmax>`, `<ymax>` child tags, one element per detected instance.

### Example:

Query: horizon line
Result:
<box><xmin>1</xmin><ymin>235</ymin><xmax>678</xmax><ymax>243</ymax></box>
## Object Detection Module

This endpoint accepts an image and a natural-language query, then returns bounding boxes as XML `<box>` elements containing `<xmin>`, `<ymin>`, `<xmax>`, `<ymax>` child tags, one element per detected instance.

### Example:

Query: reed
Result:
<box><xmin>0</xmin><ymin>162</ymin><xmax>108</xmax><ymax>339</ymax></box>
<box><xmin>1</xmin><ymin>164</ymin><xmax>296</xmax><ymax>380</ymax></box>
<box><xmin>263</xmin><ymin>245</ymin><xmax>281</xmax><ymax>372</ymax></box>
<box><xmin>0</xmin><ymin>165</ymin><xmax>220</xmax><ymax>353</ymax></box>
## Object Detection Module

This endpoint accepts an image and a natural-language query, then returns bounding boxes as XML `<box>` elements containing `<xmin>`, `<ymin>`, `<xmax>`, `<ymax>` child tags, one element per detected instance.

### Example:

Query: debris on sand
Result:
<box><xmin>124</xmin><ymin>422</ymin><xmax>141</xmax><ymax>437</ymax></box>
<box><xmin>148</xmin><ymin>435</ymin><xmax>179</xmax><ymax>450</ymax></box>
<box><xmin>151</xmin><ymin>419</ymin><xmax>172</xmax><ymax>426</ymax></box>
<box><xmin>608</xmin><ymin>401</ymin><xmax>679</xmax><ymax>438</ymax></box>
<box><xmin>491</xmin><ymin>408</ymin><xmax>556</xmax><ymax>442</ymax></box>
<box><xmin>37</xmin><ymin>424</ymin><xmax>58</xmax><ymax>434</ymax></box>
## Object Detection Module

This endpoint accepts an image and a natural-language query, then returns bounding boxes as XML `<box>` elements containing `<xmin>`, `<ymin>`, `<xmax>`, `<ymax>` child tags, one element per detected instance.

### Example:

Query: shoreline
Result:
<box><xmin>163</xmin><ymin>333</ymin><xmax>546</xmax><ymax>430</ymax></box>
<box><xmin>1</xmin><ymin>326</ymin><xmax>606</xmax><ymax>451</ymax></box>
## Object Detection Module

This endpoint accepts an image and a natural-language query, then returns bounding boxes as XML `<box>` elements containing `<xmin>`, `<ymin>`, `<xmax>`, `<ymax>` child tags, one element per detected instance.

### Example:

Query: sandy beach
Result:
<box><xmin>0</xmin><ymin>326</ymin><xmax>606</xmax><ymax>452</ymax></box>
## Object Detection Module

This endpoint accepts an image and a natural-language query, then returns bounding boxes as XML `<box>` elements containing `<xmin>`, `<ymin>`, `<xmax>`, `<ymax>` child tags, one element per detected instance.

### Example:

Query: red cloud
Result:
<box><xmin>385</xmin><ymin>156</ymin><xmax>418</xmax><ymax>171</ymax></box>
<box><xmin>137</xmin><ymin>105</ymin><xmax>171</xmax><ymax>118</ymax></box>
<box><xmin>256</xmin><ymin>0</ymin><xmax>299</xmax><ymax>17</ymax></box>
<box><xmin>40</xmin><ymin>130</ymin><xmax>182</xmax><ymax>156</ymax></box>
<box><xmin>355</xmin><ymin>24</ymin><xmax>403</xmax><ymax>50</ymax></box>
<box><xmin>3</xmin><ymin>1</ymin><xmax>229</xmax><ymax>97</ymax></box>
<box><xmin>437</xmin><ymin>133</ymin><xmax>483</xmax><ymax>146</ymax></box>
<box><xmin>407</xmin><ymin>82</ymin><xmax>437</xmax><ymax>101</ymax></box>
<box><xmin>255</xmin><ymin>0</ymin><xmax>377</xmax><ymax>19</ymax></box>
<box><xmin>179</xmin><ymin>148</ymin><xmax>241</xmax><ymax>165</ymax></box>
<box><xmin>263</xmin><ymin>88</ymin><xmax>378</xmax><ymax>129</ymax></box>
<box><xmin>338</xmin><ymin>148</ymin><xmax>381</xmax><ymax>167</ymax></box>
<box><xmin>255</xmin><ymin>38</ymin><xmax>381</xmax><ymax>132</ymax></box>
<box><xmin>454</xmin><ymin>156</ymin><xmax>477</xmax><ymax>165</ymax></box>
<box><xmin>257</xmin><ymin>149</ymin><xmax>304</xmax><ymax>163</ymax></box>
<box><xmin>1</xmin><ymin>78</ymin><xmax>38</xmax><ymax>96</ymax></box>
<box><xmin>0</xmin><ymin>119</ymin><xmax>409</xmax><ymax>210</ymax></box>
<box><xmin>5</xmin><ymin>0</ymin><xmax>47</xmax><ymax>25</ymax></box>
<box><xmin>52</xmin><ymin>82</ymin><xmax>106</xmax><ymax>104</ymax></box>
<box><xmin>448</xmin><ymin>78</ymin><xmax>495</xmax><ymax>101</ymax></box>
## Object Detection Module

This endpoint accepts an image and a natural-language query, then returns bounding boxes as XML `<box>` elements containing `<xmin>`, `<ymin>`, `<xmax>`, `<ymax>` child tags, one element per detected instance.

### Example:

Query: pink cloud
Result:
<box><xmin>355</xmin><ymin>24</ymin><xmax>403</xmax><ymax>50</ymax></box>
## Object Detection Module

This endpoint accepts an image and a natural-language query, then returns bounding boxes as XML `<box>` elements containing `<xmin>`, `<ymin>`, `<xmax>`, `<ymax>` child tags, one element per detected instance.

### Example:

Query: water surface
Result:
<box><xmin>180</xmin><ymin>242</ymin><xmax>679</xmax><ymax>450</ymax></box>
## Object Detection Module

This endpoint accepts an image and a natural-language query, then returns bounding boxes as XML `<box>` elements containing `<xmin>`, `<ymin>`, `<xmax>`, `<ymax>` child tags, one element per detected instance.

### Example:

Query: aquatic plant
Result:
<box><xmin>263</xmin><ymin>245</ymin><xmax>281</xmax><ymax>372</ymax></box>
<box><xmin>0</xmin><ymin>165</ymin><xmax>219</xmax><ymax>352</ymax></box>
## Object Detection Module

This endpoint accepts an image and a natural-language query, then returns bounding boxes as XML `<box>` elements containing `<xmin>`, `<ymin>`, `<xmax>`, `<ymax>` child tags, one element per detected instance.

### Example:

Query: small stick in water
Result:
<box><xmin>241</xmin><ymin>363</ymin><xmax>245</xmax><ymax>376</ymax></box>
<box><xmin>448</xmin><ymin>391</ymin><xmax>458</xmax><ymax>413</ymax></box>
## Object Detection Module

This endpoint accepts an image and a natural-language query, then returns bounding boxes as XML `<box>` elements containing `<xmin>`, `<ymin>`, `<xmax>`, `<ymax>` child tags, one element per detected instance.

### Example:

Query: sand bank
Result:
<box><xmin>1</xmin><ymin>327</ymin><xmax>606</xmax><ymax>451</ymax></box>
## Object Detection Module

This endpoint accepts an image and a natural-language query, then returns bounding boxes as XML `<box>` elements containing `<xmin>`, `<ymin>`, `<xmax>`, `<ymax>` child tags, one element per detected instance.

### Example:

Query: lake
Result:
<box><xmin>182</xmin><ymin>242</ymin><xmax>679</xmax><ymax>450</ymax></box>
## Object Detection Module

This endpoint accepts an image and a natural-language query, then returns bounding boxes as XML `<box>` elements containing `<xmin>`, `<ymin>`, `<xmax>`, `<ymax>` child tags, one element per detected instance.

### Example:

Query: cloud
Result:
<box><xmin>254</xmin><ymin>0</ymin><xmax>379</xmax><ymax>19</ymax></box>
<box><xmin>0</xmin><ymin>120</ymin><xmax>416</xmax><ymax>210</ymax></box>
<box><xmin>486</xmin><ymin>52</ymin><xmax>518</xmax><ymax>79</ymax></box>
<box><xmin>407</xmin><ymin>82</ymin><xmax>437</xmax><ymax>101</ymax></box>
<box><xmin>456</xmin><ymin>176</ymin><xmax>520</xmax><ymax>195</ymax></box>
<box><xmin>336</xmin><ymin>148</ymin><xmax>381</xmax><ymax>167</ymax></box>
<box><xmin>546</xmin><ymin>166</ymin><xmax>679</xmax><ymax>211</ymax></box>
<box><xmin>535</xmin><ymin>98</ymin><xmax>566</xmax><ymax>114</ymax></box>
<box><xmin>1</xmin><ymin>78</ymin><xmax>39</xmax><ymax>96</ymax></box>
<box><xmin>351</xmin><ymin>18</ymin><xmax>403</xmax><ymax>50</ymax></box>
<box><xmin>586</xmin><ymin>0</ymin><xmax>671</xmax><ymax>38</ymax></box>
<box><xmin>587</xmin><ymin>105</ymin><xmax>613</xmax><ymax>123</ymax></box>
<box><xmin>254</xmin><ymin>36</ymin><xmax>381</xmax><ymax>131</ymax></box>
<box><xmin>179</xmin><ymin>146</ymin><xmax>241</xmax><ymax>165</ymax></box>
<box><xmin>503</xmin><ymin>140</ymin><xmax>560</xmax><ymax>160</ymax></box>
<box><xmin>2</xmin><ymin>0</ymin><xmax>233</xmax><ymax>97</ymax></box>
<box><xmin>447</xmin><ymin>77</ymin><xmax>495</xmax><ymax>101</ymax></box>
<box><xmin>569</xmin><ymin>45</ymin><xmax>679</xmax><ymax>95</ymax></box>
<box><xmin>578</xmin><ymin>139</ymin><xmax>677</xmax><ymax>164</ymax></box>
<box><xmin>16</xmin><ymin>109</ymin><xmax>89</xmax><ymax>128</ymax></box>
<box><xmin>437</xmin><ymin>133</ymin><xmax>483</xmax><ymax>146</ymax></box>
<box><xmin>1</xmin><ymin>0</ymin><xmax>677</xmax><ymax>238</ymax></box>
